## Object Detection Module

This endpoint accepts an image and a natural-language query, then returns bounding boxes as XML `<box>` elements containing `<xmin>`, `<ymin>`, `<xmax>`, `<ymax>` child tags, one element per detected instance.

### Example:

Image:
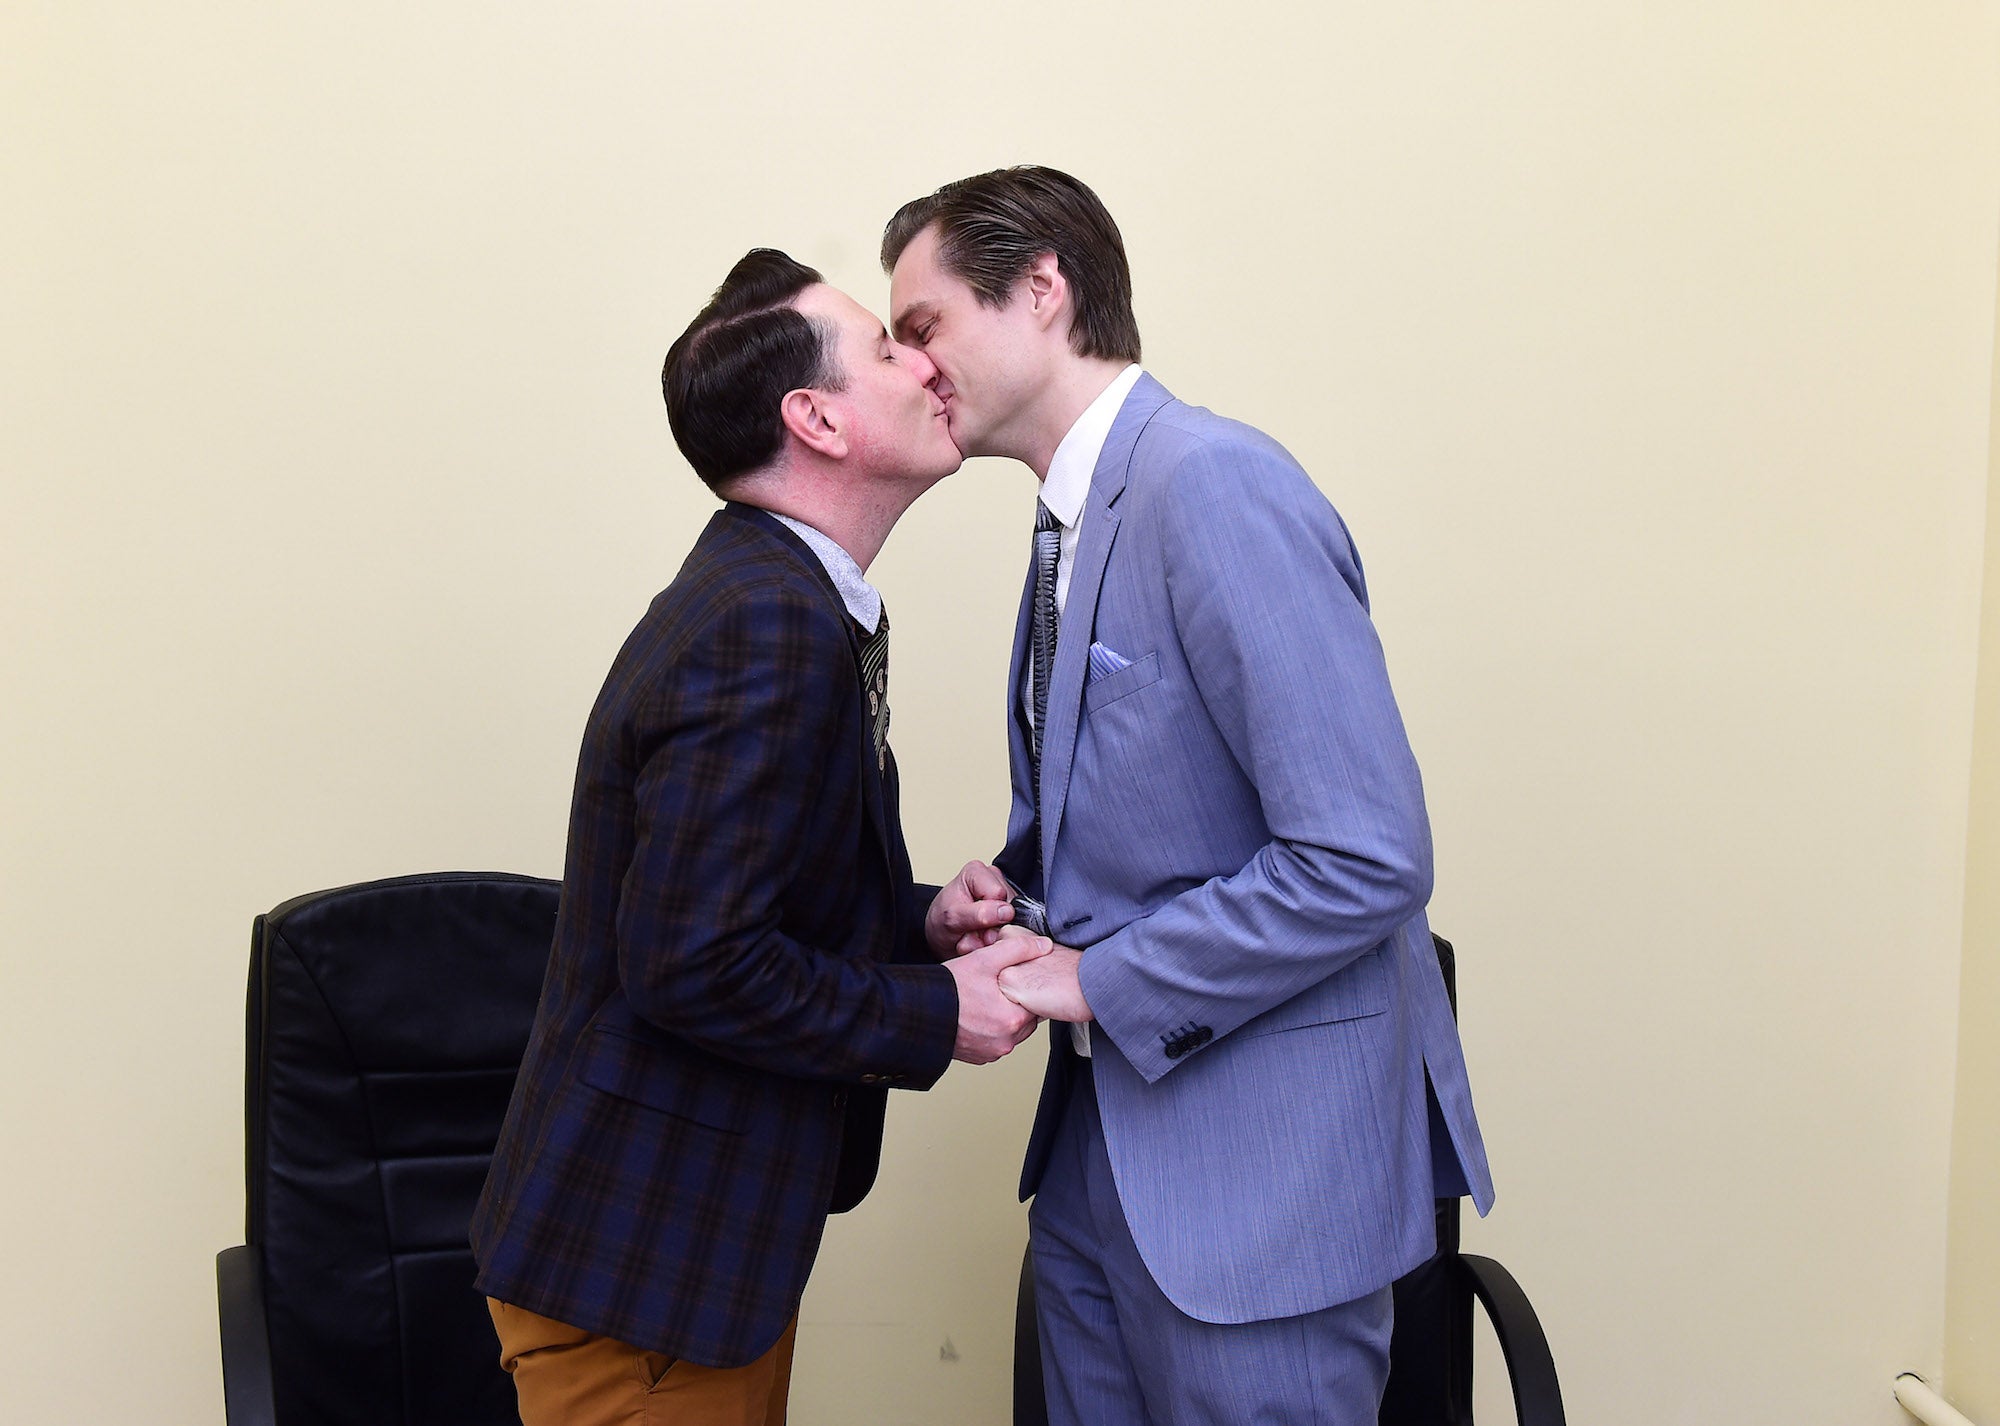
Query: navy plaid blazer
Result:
<box><xmin>471</xmin><ymin>504</ymin><xmax>959</xmax><ymax>1366</ymax></box>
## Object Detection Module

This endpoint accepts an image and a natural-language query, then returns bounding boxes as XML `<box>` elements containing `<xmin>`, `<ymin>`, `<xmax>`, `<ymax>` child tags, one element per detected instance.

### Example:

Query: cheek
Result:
<box><xmin>927</xmin><ymin>343</ymin><xmax>967</xmax><ymax>391</ymax></box>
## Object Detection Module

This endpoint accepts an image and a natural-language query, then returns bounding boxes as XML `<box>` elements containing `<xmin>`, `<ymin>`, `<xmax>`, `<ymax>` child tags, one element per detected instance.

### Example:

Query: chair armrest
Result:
<box><xmin>1459</xmin><ymin>1254</ymin><xmax>1565</xmax><ymax>1426</ymax></box>
<box><xmin>216</xmin><ymin>1246</ymin><xmax>277</xmax><ymax>1426</ymax></box>
<box><xmin>1015</xmin><ymin>1243</ymin><xmax>1049</xmax><ymax>1426</ymax></box>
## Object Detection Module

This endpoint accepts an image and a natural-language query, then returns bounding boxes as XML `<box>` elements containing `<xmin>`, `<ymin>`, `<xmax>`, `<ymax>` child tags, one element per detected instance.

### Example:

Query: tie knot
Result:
<box><xmin>1035</xmin><ymin>500</ymin><xmax>1060</xmax><ymax>535</ymax></box>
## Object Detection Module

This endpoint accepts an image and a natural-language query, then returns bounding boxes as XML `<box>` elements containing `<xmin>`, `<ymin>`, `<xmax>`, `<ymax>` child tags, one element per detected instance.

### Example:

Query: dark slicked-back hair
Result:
<box><xmin>661</xmin><ymin>248</ymin><xmax>843</xmax><ymax>490</ymax></box>
<box><xmin>880</xmin><ymin>166</ymin><xmax>1140</xmax><ymax>363</ymax></box>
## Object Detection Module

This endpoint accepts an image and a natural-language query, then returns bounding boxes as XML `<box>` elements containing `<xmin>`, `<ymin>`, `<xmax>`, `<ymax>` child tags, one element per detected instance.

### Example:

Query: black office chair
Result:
<box><xmin>1014</xmin><ymin>934</ymin><xmax>1564</xmax><ymax>1426</ymax></box>
<box><xmin>215</xmin><ymin>872</ymin><xmax>559</xmax><ymax>1426</ymax></box>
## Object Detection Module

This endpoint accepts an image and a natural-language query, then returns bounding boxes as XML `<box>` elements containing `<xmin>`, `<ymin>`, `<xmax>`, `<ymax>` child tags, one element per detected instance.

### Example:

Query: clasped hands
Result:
<box><xmin>927</xmin><ymin>861</ymin><xmax>1090</xmax><ymax>1065</ymax></box>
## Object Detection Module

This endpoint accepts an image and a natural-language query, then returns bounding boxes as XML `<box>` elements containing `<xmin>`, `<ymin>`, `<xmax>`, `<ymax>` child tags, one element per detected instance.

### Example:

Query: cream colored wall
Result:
<box><xmin>1945</xmin><ymin>234</ymin><xmax>2000</xmax><ymax>1420</ymax></box>
<box><xmin>5</xmin><ymin>5</ymin><xmax>1997</xmax><ymax>1424</ymax></box>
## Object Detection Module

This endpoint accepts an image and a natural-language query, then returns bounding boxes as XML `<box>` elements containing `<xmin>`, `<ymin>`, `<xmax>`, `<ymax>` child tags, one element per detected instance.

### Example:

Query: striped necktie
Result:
<box><xmin>859</xmin><ymin>606</ymin><xmax>890</xmax><ymax>772</ymax></box>
<box><xmin>1029</xmin><ymin>499</ymin><xmax>1060</xmax><ymax>780</ymax></box>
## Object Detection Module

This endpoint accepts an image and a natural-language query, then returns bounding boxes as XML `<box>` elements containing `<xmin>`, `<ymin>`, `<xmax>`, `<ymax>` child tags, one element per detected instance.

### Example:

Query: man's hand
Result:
<box><xmin>926</xmin><ymin>860</ymin><xmax>1014</xmax><ymax>959</ymax></box>
<box><xmin>997</xmin><ymin>940</ymin><xmax>1091</xmax><ymax>1023</ymax></box>
<box><xmin>946</xmin><ymin>933</ymin><xmax>1051</xmax><ymax>1064</ymax></box>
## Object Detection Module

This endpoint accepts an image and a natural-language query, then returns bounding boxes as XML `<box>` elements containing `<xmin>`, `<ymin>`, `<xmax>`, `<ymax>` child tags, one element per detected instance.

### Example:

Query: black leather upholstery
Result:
<box><xmin>223</xmin><ymin>872</ymin><xmax>558</xmax><ymax>1426</ymax></box>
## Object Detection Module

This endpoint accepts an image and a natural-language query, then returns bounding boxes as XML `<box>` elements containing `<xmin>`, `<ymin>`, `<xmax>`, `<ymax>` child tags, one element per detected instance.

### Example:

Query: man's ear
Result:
<box><xmin>1026</xmin><ymin>252</ymin><xmax>1068</xmax><ymax>335</ymax></box>
<box><xmin>779</xmin><ymin>388</ymin><xmax>846</xmax><ymax>459</ymax></box>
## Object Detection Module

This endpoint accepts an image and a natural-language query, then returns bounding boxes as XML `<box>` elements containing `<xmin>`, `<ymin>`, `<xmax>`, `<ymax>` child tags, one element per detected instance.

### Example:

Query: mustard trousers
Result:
<box><xmin>487</xmin><ymin>1298</ymin><xmax>797</xmax><ymax>1426</ymax></box>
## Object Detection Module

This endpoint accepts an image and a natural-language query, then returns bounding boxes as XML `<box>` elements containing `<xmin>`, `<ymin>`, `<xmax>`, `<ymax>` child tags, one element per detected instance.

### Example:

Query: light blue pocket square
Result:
<box><xmin>1087</xmin><ymin>641</ymin><xmax>1133</xmax><ymax>684</ymax></box>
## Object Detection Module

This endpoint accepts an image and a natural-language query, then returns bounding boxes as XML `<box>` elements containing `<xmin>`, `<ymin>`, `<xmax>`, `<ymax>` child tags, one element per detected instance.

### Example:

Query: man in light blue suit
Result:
<box><xmin>884</xmin><ymin>168</ymin><xmax>1495</xmax><ymax>1425</ymax></box>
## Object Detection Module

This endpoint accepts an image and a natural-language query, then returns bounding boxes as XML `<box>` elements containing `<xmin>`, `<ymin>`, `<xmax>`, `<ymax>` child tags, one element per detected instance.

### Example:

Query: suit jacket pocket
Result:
<box><xmin>577</xmin><ymin>1025</ymin><xmax>751</xmax><ymax>1134</ymax></box>
<box><xmin>1083</xmin><ymin>651</ymin><xmax>1162</xmax><ymax>714</ymax></box>
<box><xmin>1236</xmin><ymin>949</ymin><xmax>1390</xmax><ymax>1038</ymax></box>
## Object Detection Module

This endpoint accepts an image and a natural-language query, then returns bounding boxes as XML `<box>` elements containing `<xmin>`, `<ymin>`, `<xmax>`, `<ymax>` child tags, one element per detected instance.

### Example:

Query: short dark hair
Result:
<box><xmin>661</xmin><ymin>248</ymin><xmax>845</xmax><ymax>490</ymax></box>
<box><xmin>880</xmin><ymin>166</ymin><xmax>1140</xmax><ymax>363</ymax></box>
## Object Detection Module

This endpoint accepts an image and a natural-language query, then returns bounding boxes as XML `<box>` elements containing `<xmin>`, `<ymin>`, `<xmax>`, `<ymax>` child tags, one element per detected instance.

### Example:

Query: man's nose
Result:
<box><xmin>905</xmin><ymin>345</ymin><xmax>941</xmax><ymax>387</ymax></box>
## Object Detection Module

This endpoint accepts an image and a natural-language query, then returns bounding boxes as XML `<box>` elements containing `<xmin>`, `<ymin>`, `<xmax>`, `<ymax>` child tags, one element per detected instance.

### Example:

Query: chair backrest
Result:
<box><xmin>1378</xmin><ymin>933</ymin><xmax>1474</xmax><ymax>1426</ymax></box>
<box><xmin>245</xmin><ymin>872</ymin><xmax>558</xmax><ymax>1426</ymax></box>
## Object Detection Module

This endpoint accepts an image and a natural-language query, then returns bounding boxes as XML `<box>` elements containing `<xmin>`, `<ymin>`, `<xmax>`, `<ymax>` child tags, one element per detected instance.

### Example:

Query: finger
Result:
<box><xmin>939</xmin><ymin>900</ymin><xmax>978</xmax><ymax>930</ymax></box>
<box><xmin>945</xmin><ymin>900</ymin><xmax>1012</xmax><ymax>933</ymax></box>
<box><xmin>962</xmin><ymin>861</ymin><xmax>1011</xmax><ymax>900</ymax></box>
<box><xmin>984</xmin><ymin>934</ymin><xmax>1052</xmax><ymax>969</ymax></box>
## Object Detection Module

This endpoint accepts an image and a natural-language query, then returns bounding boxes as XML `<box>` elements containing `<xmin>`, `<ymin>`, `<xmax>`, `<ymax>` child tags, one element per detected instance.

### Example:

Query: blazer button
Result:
<box><xmin>859</xmin><ymin>1073</ymin><xmax>884</xmax><ymax>1085</ymax></box>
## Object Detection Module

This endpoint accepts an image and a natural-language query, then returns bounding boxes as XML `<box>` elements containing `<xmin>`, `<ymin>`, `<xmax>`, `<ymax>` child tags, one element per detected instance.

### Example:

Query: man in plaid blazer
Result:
<box><xmin>470</xmin><ymin>249</ymin><xmax>1045</xmax><ymax>1426</ymax></box>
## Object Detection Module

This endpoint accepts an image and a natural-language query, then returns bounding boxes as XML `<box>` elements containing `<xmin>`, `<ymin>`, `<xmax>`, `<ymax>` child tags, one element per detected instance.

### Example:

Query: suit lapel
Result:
<box><xmin>850</xmin><ymin>638</ymin><xmax>893</xmax><ymax>868</ymax></box>
<box><xmin>1037</xmin><ymin>377</ymin><xmax>1174</xmax><ymax>882</ymax></box>
<box><xmin>725</xmin><ymin>504</ymin><xmax>893</xmax><ymax>866</ymax></box>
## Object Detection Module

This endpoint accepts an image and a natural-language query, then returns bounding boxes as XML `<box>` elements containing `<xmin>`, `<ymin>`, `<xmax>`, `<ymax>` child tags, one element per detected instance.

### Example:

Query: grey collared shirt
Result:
<box><xmin>769</xmin><ymin>513</ymin><xmax>883</xmax><ymax>633</ymax></box>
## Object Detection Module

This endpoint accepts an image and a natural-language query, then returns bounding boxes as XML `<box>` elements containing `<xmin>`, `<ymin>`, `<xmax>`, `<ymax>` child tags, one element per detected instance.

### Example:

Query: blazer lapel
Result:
<box><xmin>1037</xmin><ymin>377</ymin><xmax>1174</xmax><ymax>882</ymax></box>
<box><xmin>849</xmin><ymin>630</ymin><xmax>893</xmax><ymax>867</ymax></box>
<box><xmin>726</xmin><ymin>504</ymin><xmax>893</xmax><ymax>866</ymax></box>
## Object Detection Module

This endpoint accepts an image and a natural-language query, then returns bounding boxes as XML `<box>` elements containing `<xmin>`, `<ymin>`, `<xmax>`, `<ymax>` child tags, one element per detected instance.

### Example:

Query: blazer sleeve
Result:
<box><xmin>615</xmin><ymin>590</ymin><xmax>958</xmax><ymax>1087</ymax></box>
<box><xmin>901</xmin><ymin>879</ymin><xmax>943</xmax><ymax>964</ymax></box>
<box><xmin>1077</xmin><ymin>436</ymin><xmax>1434</xmax><ymax>1084</ymax></box>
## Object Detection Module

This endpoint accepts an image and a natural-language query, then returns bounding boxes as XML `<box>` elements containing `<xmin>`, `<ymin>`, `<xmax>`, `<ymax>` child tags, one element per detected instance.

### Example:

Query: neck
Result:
<box><xmin>725</xmin><ymin>467</ymin><xmax>933</xmax><ymax>574</ymax></box>
<box><xmin>1012</xmin><ymin>356</ymin><xmax>1132</xmax><ymax>481</ymax></box>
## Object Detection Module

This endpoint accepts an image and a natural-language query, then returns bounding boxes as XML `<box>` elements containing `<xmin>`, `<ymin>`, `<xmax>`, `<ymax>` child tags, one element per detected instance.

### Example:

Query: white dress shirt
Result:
<box><xmin>1026</xmin><ymin>363</ymin><xmax>1144</xmax><ymax>1055</ymax></box>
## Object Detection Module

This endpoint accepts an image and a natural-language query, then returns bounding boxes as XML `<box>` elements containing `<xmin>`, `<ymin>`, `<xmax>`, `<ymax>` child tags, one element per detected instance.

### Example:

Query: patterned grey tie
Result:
<box><xmin>858</xmin><ymin>606</ymin><xmax>890</xmax><ymax>772</ymax></box>
<box><xmin>1029</xmin><ymin>499</ymin><xmax>1061</xmax><ymax>778</ymax></box>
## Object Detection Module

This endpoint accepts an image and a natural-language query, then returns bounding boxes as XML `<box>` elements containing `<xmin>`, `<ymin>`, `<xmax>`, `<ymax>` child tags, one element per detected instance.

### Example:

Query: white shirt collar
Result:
<box><xmin>1040</xmin><ymin>364</ymin><xmax>1144</xmax><ymax>529</ymax></box>
<box><xmin>766</xmin><ymin>512</ymin><xmax>883</xmax><ymax>633</ymax></box>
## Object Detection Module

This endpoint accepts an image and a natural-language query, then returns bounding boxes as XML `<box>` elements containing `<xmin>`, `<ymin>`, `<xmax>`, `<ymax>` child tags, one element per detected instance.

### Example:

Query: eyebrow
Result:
<box><xmin>891</xmin><ymin>302</ymin><xmax>933</xmax><ymax>342</ymax></box>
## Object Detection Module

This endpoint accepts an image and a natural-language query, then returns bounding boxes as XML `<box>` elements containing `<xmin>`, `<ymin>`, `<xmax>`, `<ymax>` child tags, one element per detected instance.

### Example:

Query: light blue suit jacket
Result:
<box><xmin>1000</xmin><ymin>375</ymin><xmax>1494</xmax><ymax>1326</ymax></box>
